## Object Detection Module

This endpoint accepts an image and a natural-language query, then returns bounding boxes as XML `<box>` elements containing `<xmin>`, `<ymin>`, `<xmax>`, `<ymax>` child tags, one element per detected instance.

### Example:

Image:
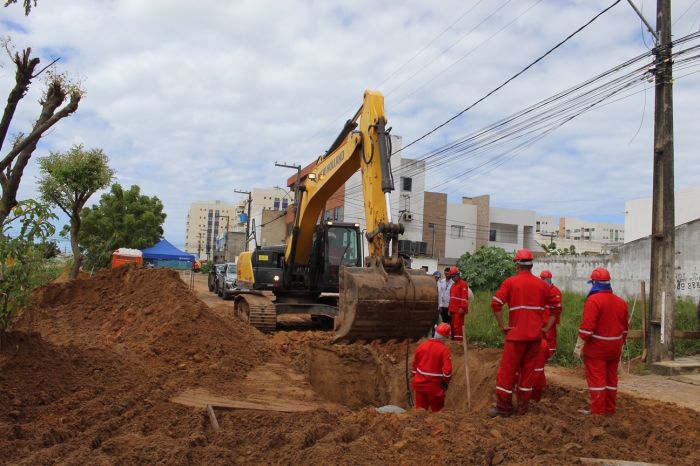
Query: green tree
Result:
<box><xmin>0</xmin><ymin>199</ymin><xmax>57</xmax><ymax>334</ymax></box>
<box><xmin>41</xmin><ymin>240</ymin><xmax>60</xmax><ymax>259</ymax></box>
<box><xmin>456</xmin><ymin>246</ymin><xmax>516</xmax><ymax>292</ymax></box>
<box><xmin>38</xmin><ymin>144</ymin><xmax>114</xmax><ymax>279</ymax></box>
<box><xmin>79</xmin><ymin>183</ymin><xmax>166</xmax><ymax>271</ymax></box>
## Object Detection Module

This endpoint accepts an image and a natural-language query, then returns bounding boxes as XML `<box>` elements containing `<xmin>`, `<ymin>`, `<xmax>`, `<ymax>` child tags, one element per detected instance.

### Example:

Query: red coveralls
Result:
<box><xmin>579</xmin><ymin>290</ymin><xmax>628</xmax><ymax>415</ymax></box>
<box><xmin>492</xmin><ymin>271</ymin><xmax>554</xmax><ymax>414</ymax></box>
<box><xmin>545</xmin><ymin>284</ymin><xmax>563</xmax><ymax>360</ymax></box>
<box><xmin>448</xmin><ymin>278</ymin><xmax>469</xmax><ymax>341</ymax></box>
<box><xmin>531</xmin><ymin>338</ymin><xmax>549</xmax><ymax>402</ymax></box>
<box><xmin>411</xmin><ymin>339</ymin><xmax>452</xmax><ymax>412</ymax></box>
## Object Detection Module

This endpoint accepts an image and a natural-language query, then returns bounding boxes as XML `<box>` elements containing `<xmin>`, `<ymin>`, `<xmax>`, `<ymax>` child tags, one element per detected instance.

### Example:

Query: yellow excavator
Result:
<box><xmin>234</xmin><ymin>90</ymin><xmax>437</xmax><ymax>342</ymax></box>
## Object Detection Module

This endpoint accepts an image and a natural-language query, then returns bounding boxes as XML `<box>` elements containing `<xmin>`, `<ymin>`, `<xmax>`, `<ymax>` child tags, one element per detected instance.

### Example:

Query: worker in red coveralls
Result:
<box><xmin>574</xmin><ymin>267</ymin><xmax>629</xmax><ymax>416</ymax></box>
<box><xmin>488</xmin><ymin>249</ymin><xmax>556</xmax><ymax>417</ymax></box>
<box><xmin>540</xmin><ymin>270</ymin><xmax>563</xmax><ymax>361</ymax></box>
<box><xmin>411</xmin><ymin>323</ymin><xmax>453</xmax><ymax>412</ymax></box>
<box><xmin>531</xmin><ymin>271</ymin><xmax>563</xmax><ymax>401</ymax></box>
<box><xmin>447</xmin><ymin>266</ymin><xmax>469</xmax><ymax>341</ymax></box>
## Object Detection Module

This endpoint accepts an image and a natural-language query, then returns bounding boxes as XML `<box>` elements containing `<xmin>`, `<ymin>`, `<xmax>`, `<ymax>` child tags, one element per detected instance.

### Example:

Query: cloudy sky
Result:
<box><xmin>2</xmin><ymin>0</ymin><xmax>699</xmax><ymax>250</ymax></box>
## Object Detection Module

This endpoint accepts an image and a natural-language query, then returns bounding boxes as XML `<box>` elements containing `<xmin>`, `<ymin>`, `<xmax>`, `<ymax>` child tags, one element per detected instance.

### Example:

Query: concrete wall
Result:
<box><xmin>533</xmin><ymin>218</ymin><xmax>700</xmax><ymax>300</ymax></box>
<box><xmin>625</xmin><ymin>186</ymin><xmax>700</xmax><ymax>243</ymax></box>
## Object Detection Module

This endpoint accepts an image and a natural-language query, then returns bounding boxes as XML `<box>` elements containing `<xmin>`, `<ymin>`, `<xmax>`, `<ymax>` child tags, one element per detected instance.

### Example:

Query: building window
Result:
<box><xmin>401</xmin><ymin>177</ymin><xmax>412</xmax><ymax>192</ymax></box>
<box><xmin>273</xmin><ymin>197</ymin><xmax>280</xmax><ymax>210</ymax></box>
<box><xmin>489</xmin><ymin>229</ymin><xmax>497</xmax><ymax>241</ymax></box>
<box><xmin>334</xmin><ymin>207</ymin><xmax>344</xmax><ymax>221</ymax></box>
<box><xmin>450</xmin><ymin>225</ymin><xmax>464</xmax><ymax>239</ymax></box>
<box><xmin>282</xmin><ymin>198</ymin><xmax>289</xmax><ymax>210</ymax></box>
<box><xmin>536</xmin><ymin>221</ymin><xmax>541</xmax><ymax>232</ymax></box>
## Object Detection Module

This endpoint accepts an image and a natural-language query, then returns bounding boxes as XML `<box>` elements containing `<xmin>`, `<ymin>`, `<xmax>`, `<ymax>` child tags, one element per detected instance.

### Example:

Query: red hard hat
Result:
<box><xmin>448</xmin><ymin>266</ymin><xmax>460</xmax><ymax>277</ymax></box>
<box><xmin>540</xmin><ymin>270</ymin><xmax>553</xmax><ymax>279</ymax></box>
<box><xmin>590</xmin><ymin>267</ymin><xmax>611</xmax><ymax>282</ymax></box>
<box><xmin>435</xmin><ymin>323</ymin><xmax>451</xmax><ymax>338</ymax></box>
<box><xmin>513</xmin><ymin>248</ymin><xmax>534</xmax><ymax>263</ymax></box>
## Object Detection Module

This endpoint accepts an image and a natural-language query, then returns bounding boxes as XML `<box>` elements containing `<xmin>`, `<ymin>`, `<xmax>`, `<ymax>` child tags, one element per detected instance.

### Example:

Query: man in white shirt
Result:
<box><xmin>438</xmin><ymin>267</ymin><xmax>452</xmax><ymax>326</ymax></box>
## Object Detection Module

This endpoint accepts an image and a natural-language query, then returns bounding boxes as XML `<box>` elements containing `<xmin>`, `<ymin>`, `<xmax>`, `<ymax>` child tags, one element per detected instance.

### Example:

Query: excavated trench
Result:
<box><xmin>283</xmin><ymin>334</ymin><xmax>502</xmax><ymax>411</ymax></box>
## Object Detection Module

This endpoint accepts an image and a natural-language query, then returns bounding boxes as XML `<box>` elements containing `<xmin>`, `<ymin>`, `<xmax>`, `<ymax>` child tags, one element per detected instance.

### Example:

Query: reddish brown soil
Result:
<box><xmin>1</xmin><ymin>268</ymin><xmax>700</xmax><ymax>465</ymax></box>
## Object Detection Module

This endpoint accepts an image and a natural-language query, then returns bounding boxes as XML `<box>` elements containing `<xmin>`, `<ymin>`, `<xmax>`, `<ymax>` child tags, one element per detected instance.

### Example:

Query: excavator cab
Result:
<box><xmin>309</xmin><ymin>222</ymin><xmax>362</xmax><ymax>292</ymax></box>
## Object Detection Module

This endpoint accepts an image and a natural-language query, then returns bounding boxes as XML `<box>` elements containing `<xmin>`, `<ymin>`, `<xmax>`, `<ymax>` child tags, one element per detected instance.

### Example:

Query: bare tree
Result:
<box><xmin>4</xmin><ymin>0</ymin><xmax>37</xmax><ymax>16</ymax></box>
<box><xmin>0</xmin><ymin>42</ymin><xmax>82</xmax><ymax>225</ymax></box>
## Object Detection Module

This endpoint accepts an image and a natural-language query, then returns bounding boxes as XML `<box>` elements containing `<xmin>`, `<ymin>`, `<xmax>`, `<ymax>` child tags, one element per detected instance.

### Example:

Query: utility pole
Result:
<box><xmin>631</xmin><ymin>0</ymin><xmax>674</xmax><ymax>362</ymax></box>
<box><xmin>219</xmin><ymin>215</ymin><xmax>230</xmax><ymax>261</ymax></box>
<box><xmin>275</xmin><ymin>162</ymin><xmax>302</xmax><ymax>285</ymax></box>
<box><xmin>235</xmin><ymin>189</ymin><xmax>252</xmax><ymax>251</ymax></box>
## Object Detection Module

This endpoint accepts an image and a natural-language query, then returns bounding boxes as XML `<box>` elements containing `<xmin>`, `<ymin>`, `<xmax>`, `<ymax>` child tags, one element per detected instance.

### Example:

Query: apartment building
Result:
<box><xmin>558</xmin><ymin>217</ymin><xmax>624</xmax><ymax>243</ymax></box>
<box><xmin>184</xmin><ymin>200</ymin><xmax>239</xmax><ymax>259</ymax></box>
<box><xmin>625</xmin><ymin>186</ymin><xmax>700</xmax><ymax>243</ymax></box>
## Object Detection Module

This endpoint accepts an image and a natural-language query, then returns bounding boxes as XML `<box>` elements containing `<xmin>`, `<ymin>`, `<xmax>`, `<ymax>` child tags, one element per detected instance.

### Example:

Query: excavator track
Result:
<box><xmin>233</xmin><ymin>294</ymin><xmax>277</xmax><ymax>333</ymax></box>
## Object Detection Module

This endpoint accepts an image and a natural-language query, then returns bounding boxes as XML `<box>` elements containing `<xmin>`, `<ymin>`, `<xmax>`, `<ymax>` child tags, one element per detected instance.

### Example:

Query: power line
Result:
<box><xmin>385</xmin><ymin>0</ymin><xmax>514</xmax><ymax>97</ymax></box>
<box><xmin>377</xmin><ymin>0</ymin><xmax>487</xmax><ymax>89</ymax></box>
<box><xmin>390</xmin><ymin>0</ymin><xmax>544</xmax><ymax>108</ymax></box>
<box><xmin>393</xmin><ymin>0</ymin><xmax>624</xmax><ymax>156</ymax></box>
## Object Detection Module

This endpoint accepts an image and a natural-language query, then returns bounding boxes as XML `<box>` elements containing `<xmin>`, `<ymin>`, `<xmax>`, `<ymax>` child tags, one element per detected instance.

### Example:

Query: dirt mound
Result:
<box><xmin>3</xmin><ymin>270</ymin><xmax>700</xmax><ymax>465</ymax></box>
<box><xmin>52</xmin><ymin>268</ymin><xmax>91</xmax><ymax>284</ymax></box>
<box><xmin>17</xmin><ymin>266</ymin><xmax>275</xmax><ymax>390</ymax></box>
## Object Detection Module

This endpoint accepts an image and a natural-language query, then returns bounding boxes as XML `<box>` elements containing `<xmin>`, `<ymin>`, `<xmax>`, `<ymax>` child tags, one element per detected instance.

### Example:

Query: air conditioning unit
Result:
<box><xmin>398</xmin><ymin>240</ymin><xmax>413</xmax><ymax>256</ymax></box>
<box><xmin>403</xmin><ymin>212</ymin><xmax>413</xmax><ymax>221</ymax></box>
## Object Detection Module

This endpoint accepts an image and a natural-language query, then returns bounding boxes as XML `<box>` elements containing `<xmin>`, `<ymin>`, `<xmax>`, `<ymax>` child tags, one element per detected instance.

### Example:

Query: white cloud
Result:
<box><xmin>1</xmin><ymin>0</ymin><xmax>699</xmax><ymax>249</ymax></box>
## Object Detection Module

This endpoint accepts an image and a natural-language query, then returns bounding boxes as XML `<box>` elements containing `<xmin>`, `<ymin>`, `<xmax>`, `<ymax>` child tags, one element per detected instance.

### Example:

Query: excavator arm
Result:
<box><xmin>285</xmin><ymin>90</ymin><xmax>437</xmax><ymax>342</ymax></box>
<box><xmin>285</xmin><ymin>90</ymin><xmax>396</xmax><ymax>267</ymax></box>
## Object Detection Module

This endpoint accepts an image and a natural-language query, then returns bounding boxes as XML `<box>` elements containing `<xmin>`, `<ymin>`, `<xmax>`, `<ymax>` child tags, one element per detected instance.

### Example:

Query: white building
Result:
<box><xmin>625</xmin><ymin>186</ymin><xmax>700</xmax><ymax>243</ymax></box>
<box><xmin>489</xmin><ymin>207</ymin><xmax>538</xmax><ymax>253</ymax></box>
<box><xmin>438</xmin><ymin>195</ymin><xmax>539</xmax><ymax>263</ymax></box>
<box><xmin>443</xmin><ymin>202</ymin><xmax>478</xmax><ymax>258</ymax></box>
<box><xmin>559</xmin><ymin>217</ymin><xmax>624</xmax><ymax>243</ymax></box>
<box><xmin>184</xmin><ymin>200</ymin><xmax>239</xmax><ymax>259</ymax></box>
<box><xmin>535</xmin><ymin>215</ymin><xmax>558</xmax><ymax>237</ymax></box>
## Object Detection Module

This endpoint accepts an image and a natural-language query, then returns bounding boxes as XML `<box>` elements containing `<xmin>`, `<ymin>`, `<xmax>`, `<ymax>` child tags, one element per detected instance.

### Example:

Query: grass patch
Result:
<box><xmin>466</xmin><ymin>290</ymin><xmax>700</xmax><ymax>368</ymax></box>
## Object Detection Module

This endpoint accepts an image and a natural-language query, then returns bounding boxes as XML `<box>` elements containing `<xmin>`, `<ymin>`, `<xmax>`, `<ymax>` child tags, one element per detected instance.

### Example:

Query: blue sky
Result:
<box><xmin>2</xmin><ymin>0</ymin><xmax>699</xmax><ymax>250</ymax></box>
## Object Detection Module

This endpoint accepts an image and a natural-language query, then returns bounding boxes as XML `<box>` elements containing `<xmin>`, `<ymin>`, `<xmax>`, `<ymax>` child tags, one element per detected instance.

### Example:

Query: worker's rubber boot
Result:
<box><xmin>487</xmin><ymin>407</ymin><xmax>511</xmax><ymax>418</ymax></box>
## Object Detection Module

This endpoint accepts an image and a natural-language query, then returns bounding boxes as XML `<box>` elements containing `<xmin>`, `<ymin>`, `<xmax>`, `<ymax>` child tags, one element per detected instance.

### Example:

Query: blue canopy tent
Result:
<box><xmin>141</xmin><ymin>239</ymin><xmax>195</xmax><ymax>270</ymax></box>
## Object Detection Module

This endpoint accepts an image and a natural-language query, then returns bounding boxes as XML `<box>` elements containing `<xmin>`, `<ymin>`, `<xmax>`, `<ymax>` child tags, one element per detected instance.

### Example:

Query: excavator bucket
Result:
<box><xmin>334</xmin><ymin>262</ymin><xmax>438</xmax><ymax>342</ymax></box>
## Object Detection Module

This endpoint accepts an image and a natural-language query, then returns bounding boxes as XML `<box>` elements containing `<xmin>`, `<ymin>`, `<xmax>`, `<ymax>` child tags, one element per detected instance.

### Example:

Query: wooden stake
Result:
<box><xmin>207</xmin><ymin>404</ymin><xmax>220</xmax><ymax>432</ymax></box>
<box><xmin>641</xmin><ymin>281</ymin><xmax>648</xmax><ymax>362</ymax></box>
<box><xmin>462</xmin><ymin>322</ymin><xmax>471</xmax><ymax>411</ymax></box>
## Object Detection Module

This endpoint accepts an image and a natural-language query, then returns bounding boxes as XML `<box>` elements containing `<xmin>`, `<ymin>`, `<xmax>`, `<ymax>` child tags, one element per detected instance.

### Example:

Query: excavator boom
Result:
<box><xmin>291</xmin><ymin>90</ymin><xmax>437</xmax><ymax>342</ymax></box>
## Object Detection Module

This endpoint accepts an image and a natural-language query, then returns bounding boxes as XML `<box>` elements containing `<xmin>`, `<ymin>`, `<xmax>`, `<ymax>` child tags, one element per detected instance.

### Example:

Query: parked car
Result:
<box><xmin>208</xmin><ymin>264</ymin><xmax>225</xmax><ymax>292</ymax></box>
<box><xmin>217</xmin><ymin>263</ymin><xmax>238</xmax><ymax>299</ymax></box>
